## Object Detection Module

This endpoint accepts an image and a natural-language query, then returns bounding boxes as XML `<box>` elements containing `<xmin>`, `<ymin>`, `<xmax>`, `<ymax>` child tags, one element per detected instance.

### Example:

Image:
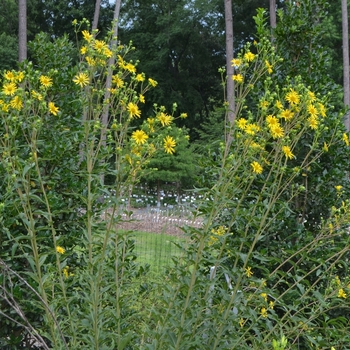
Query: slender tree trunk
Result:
<box><xmin>224</xmin><ymin>0</ymin><xmax>235</xmax><ymax>142</ymax></box>
<box><xmin>270</xmin><ymin>0</ymin><xmax>276</xmax><ymax>29</ymax></box>
<box><xmin>342</xmin><ymin>0</ymin><xmax>350</xmax><ymax>131</ymax></box>
<box><xmin>92</xmin><ymin>0</ymin><xmax>101</xmax><ymax>31</ymax></box>
<box><xmin>18</xmin><ymin>0</ymin><xmax>27</xmax><ymax>62</ymax></box>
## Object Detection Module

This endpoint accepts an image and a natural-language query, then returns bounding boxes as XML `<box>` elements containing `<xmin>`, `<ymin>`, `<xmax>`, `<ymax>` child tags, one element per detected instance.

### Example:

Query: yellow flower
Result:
<box><xmin>261</xmin><ymin>293</ymin><xmax>267</xmax><ymax>301</ymax></box>
<box><xmin>56</xmin><ymin>246</ymin><xmax>65</xmax><ymax>254</ymax></box>
<box><xmin>103</xmin><ymin>47</ymin><xmax>112</xmax><ymax>58</ymax></box>
<box><xmin>127</xmin><ymin>102</ymin><xmax>141</xmax><ymax>119</ymax></box>
<box><xmin>125</xmin><ymin>62</ymin><xmax>136</xmax><ymax>73</ymax></box>
<box><xmin>80</xmin><ymin>46</ymin><xmax>87</xmax><ymax>55</ymax></box>
<box><xmin>245</xmin><ymin>123</ymin><xmax>260</xmax><ymax>135</ymax></box>
<box><xmin>15</xmin><ymin>71</ymin><xmax>25</xmax><ymax>83</ymax></box>
<box><xmin>31</xmin><ymin>90</ymin><xmax>43</xmax><ymax>101</ymax></box>
<box><xmin>164</xmin><ymin>135</ymin><xmax>176</xmax><ymax>154</ymax></box>
<box><xmin>260</xmin><ymin>307</ymin><xmax>268</xmax><ymax>318</ymax></box>
<box><xmin>318</xmin><ymin>103</ymin><xmax>326</xmax><ymax>117</ymax></box>
<box><xmin>323</xmin><ymin>142</ymin><xmax>329</xmax><ymax>152</ymax></box>
<box><xmin>259</xmin><ymin>100</ymin><xmax>269</xmax><ymax>109</ymax></box>
<box><xmin>136</xmin><ymin>73</ymin><xmax>145</xmax><ymax>82</ymax></box>
<box><xmin>269</xmin><ymin>301</ymin><xmax>274</xmax><ymax>309</ymax></box>
<box><xmin>251</xmin><ymin>161</ymin><xmax>263</xmax><ymax>174</ymax></box>
<box><xmin>245</xmin><ymin>266</ymin><xmax>254</xmax><ymax>277</ymax></box>
<box><xmin>335</xmin><ymin>185</ymin><xmax>343</xmax><ymax>191</ymax></box>
<box><xmin>112</xmin><ymin>75</ymin><xmax>124</xmax><ymax>88</ymax></box>
<box><xmin>148</xmin><ymin>78</ymin><xmax>158</xmax><ymax>87</ymax></box>
<box><xmin>180</xmin><ymin>113</ymin><xmax>188</xmax><ymax>119</ymax></box>
<box><xmin>131</xmin><ymin>130</ymin><xmax>148</xmax><ymax>145</ymax></box>
<box><xmin>338</xmin><ymin>288</ymin><xmax>347</xmax><ymax>299</ymax></box>
<box><xmin>343</xmin><ymin>133</ymin><xmax>349</xmax><ymax>146</ymax></box>
<box><xmin>266</xmin><ymin>115</ymin><xmax>279</xmax><ymax>127</ymax></box>
<box><xmin>139</xmin><ymin>94</ymin><xmax>145</xmax><ymax>103</ymax></box>
<box><xmin>73</xmin><ymin>72</ymin><xmax>89</xmax><ymax>88</ymax></box>
<box><xmin>282</xmin><ymin>145</ymin><xmax>294</xmax><ymax>160</ymax></box>
<box><xmin>275</xmin><ymin>100</ymin><xmax>283</xmax><ymax>110</ymax></box>
<box><xmin>307</xmin><ymin>104</ymin><xmax>318</xmax><ymax>118</ymax></box>
<box><xmin>2</xmin><ymin>82</ymin><xmax>17</xmax><ymax>96</ymax></box>
<box><xmin>307</xmin><ymin>90</ymin><xmax>316</xmax><ymax>102</ymax></box>
<box><xmin>232</xmin><ymin>74</ymin><xmax>243</xmax><ymax>83</ymax></box>
<box><xmin>237</xmin><ymin>118</ymin><xmax>248</xmax><ymax>130</ymax></box>
<box><xmin>85</xmin><ymin>56</ymin><xmax>96</xmax><ymax>66</ymax></box>
<box><xmin>231</xmin><ymin>58</ymin><xmax>242</xmax><ymax>67</ymax></box>
<box><xmin>39</xmin><ymin>75</ymin><xmax>53</xmax><ymax>88</ymax></box>
<box><xmin>157</xmin><ymin>112</ymin><xmax>173</xmax><ymax>126</ymax></box>
<box><xmin>269</xmin><ymin>124</ymin><xmax>284</xmax><ymax>139</ymax></box>
<box><xmin>4</xmin><ymin>71</ymin><xmax>16</xmax><ymax>81</ymax></box>
<box><xmin>82</xmin><ymin>30</ymin><xmax>93</xmax><ymax>42</ymax></box>
<box><xmin>308</xmin><ymin>116</ymin><xmax>318</xmax><ymax>130</ymax></box>
<box><xmin>10</xmin><ymin>96</ymin><xmax>23</xmax><ymax>110</ymax></box>
<box><xmin>94</xmin><ymin>39</ymin><xmax>107</xmax><ymax>53</ymax></box>
<box><xmin>285</xmin><ymin>88</ymin><xmax>300</xmax><ymax>105</ymax></box>
<box><xmin>49</xmin><ymin>102</ymin><xmax>59</xmax><ymax>116</ymax></box>
<box><xmin>280</xmin><ymin>109</ymin><xmax>294</xmax><ymax>121</ymax></box>
<box><xmin>265</xmin><ymin>60</ymin><xmax>273</xmax><ymax>74</ymax></box>
<box><xmin>244</xmin><ymin>51</ymin><xmax>256</xmax><ymax>62</ymax></box>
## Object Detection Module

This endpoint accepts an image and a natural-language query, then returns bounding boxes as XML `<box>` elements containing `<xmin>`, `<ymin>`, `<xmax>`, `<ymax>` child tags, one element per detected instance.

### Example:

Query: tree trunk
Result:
<box><xmin>224</xmin><ymin>0</ymin><xmax>235</xmax><ymax>141</ymax></box>
<box><xmin>18</xmin><ymin>0</ymin><xmax>27</xmax><ymax>62</ymax></box>
<box><xmin>342</xmin><ymin>0</ymin><xmax>350</xmax><ymax>131</ymax></box>
<box><xmin>92</xmin><ymin>0</ymin><xmax>101</xmax><ymax>31</ymax></box>
<box><xmin>270</xmin><ymin>0</ymin><xmax>276</xmax><ymax>29</ymax></box>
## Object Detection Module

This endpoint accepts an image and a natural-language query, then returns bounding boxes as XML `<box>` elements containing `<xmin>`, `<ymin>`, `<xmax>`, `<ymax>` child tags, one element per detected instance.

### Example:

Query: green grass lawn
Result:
<box><xmin>131</xmin><ymin>231</ymin><xmax>186</xmax><ymax>273</ymax></box>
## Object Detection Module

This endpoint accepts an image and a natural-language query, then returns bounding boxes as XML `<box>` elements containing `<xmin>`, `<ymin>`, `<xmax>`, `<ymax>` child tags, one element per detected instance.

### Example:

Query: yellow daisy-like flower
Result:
<box><xmin>280</xmin><ymin>109</ymin><xmax>294</xmax><ymax>121</ymax></box>
<box><xmin>259</xmin><ymin>100</ymin><xmax>269</xmax><ymax>109</ymax></box>
<box><xmin>307</xmin><ymin>104</ymin><xmax>318</xmax><ymax>118</ymax></box>
<box><xmin>4</xmin><ymin>71</ymin><xmax>16</xmax><ymax>81</ymax></box>
<box><xmin>164</xmin><ymin>135</ymin><xmax>176</xmax><ymax>154</ymax></box>
<box><xmin>244</xmin><ymin>51</ymin><xmax>255</xmax><ymax>62</ymax></box>
<box><xmin>261</xmin><ymin>293</ymin><xmax>267</xmax><ymax>302</ymax></box>
<box><xmin>335</xmin><ymin>185</ymin><xmax>343</xmax><ymax>191</ymax></box>
<box><xmin>82</xmin><ymin>30</ymin><xmax>93</xmax><ymax>42</ymax></box>
<box><xmin>136</xmin><ymin>73</ymin><xmax>145</xmax><ymax>82</ymax></box>
<box><xmin>139</xmin><ymin>94</ymin><xmax>145</xmax><ymax>103</ymax></box>
<box><xmin>269</xmin><ymin>124</ymin><xmax>284</xmax><ymax>139</ymax></box>
<box><xmin>2</xmin><ymin>82</ymin><xmax>17</xmax><ymax>96</ymax></box>
<box><xmin>48</xmin><ymin>102</ymin><xmax>59</xmax><ymax>116</ymax></box>
<box><xmin>307</xmin><ymin>90</ymin><xmax>316</xmax><ymax>102</ymax></box>
<box><xmin>285</xmin><ymin>89</ymin><xmax>300</xmax><ymax>105</ymax></box>
<box><xmin>85</xmin><ymin>56</ymin><xmax>96</xmax><ymax>66</ymax></box>
<box><xmin>237</xmin><ymin>118</ymin><xmax>248</xmax><ymax>130</ymax></box>
<box><xmin>103</xmin><ymin>47</ymin><xmax>112</xmax><ymax>58</ymax></box>
<box><xmin>127</xmin><ymin>102</ymin><xmax>141</xmax><ymax>119</ymax></box>
<box><xmin>15</xmin><ymin>71</ymin><xmax>25</xmax><ymax>83</ymax></box>
<box><xmin>244</xmin><ymin>266</ymin><xmax>254</xmax><ymax>278</ymax></box>
<box><xmin>260</xmin><ymin>307</ymin><xmax>268</xmax><ymax>318</ymax></box>
<box><xmin>148</xmin><ymin>78</ymin><xmax>158</xmax><ymax>87</ymax></box>
<box><xmin>343</xmin><ymin>133</ymin><xmax>349</xmax><ymax>146</ymax></box>
<box><xmin>112</xmin><ymin>75</ymin><xmax>124</xmax><ymax>88</ymax></box>
<box><xmin>31</xmin><ymin>90</ymin><xmax>43</xmax><ymax>101</ymax></box>
<box><xmin>275</xmin><ymin>100</ymin><xmax>283</xmax><ymax>110</ymax></box>
<box><xmin>73</xmin><ymin>72</ymin><xmax>89</xmax><ymax>88</ymax></box>
<box><xmin>308</xmin><ymin>116</ymin><xmax>318</xmax><ymax>130</ymax></box>
<box><xmin>251</xmin><ymin>161</ymin><xmax>263</xmax><ymax>174</ymax></box>
<box><xmin>10</xmin><ymin>96</ymin><xmax>23</xmax><ymax>110</ymax></box>
<box><xmin>125</xmin><ymin>63</ymin><xmax>136</xmax><ymax>73</ymax></box>
<box><xmin>231</xmin><ymin>58</ymin><xmax>242</xmax><ymax>67</ymax></box>
<box><xmin>318</xmin><ymin>103</ymin><xmax>326</xmax><ymax>117</ymax></box>
<box><xmin>266</xmin><ymin>115</ymin><xmax>279</xmax><ymax>127</ymax></box>
<box><xmin>39</xmin><ymin>75</ymin><xmax>53</xmax><ymax>88</ymax></box>
<box><xmin>157</xmin><ymin>112</ymin><xmax>173</xmax><ymax>126</ymax></box>
<box><xmin>80</xmin><ymin>46</ymin><xmax>87</xmax><ymax>55</ymax></box>
<box><xmin>94</xmin><ymin>39</ymin><xmax>107</xmax><ymax>53</ymax></box>
<box><xmin>131</xmin><ymin>130</ymin><xmax>148</xmax><ymax>145</ymax></box>
<box><xmin>282</xmin><ymin>145</ymin><xmax>294</xmax><ymax>160</ymax></box>
<box><xmin>56</xmin><ymin>246</ymin><xmax>65</xmax><ymax>254</ymax></box>
<box><xmin>245</xmin><ymin>123</ymin><xmax>260</xmax><ymax>135</ymax></box>
<box><xmin>232</xmin><ymin>74</ymin><xmax>243</xmax><ymax>83</ymax></box>
<box><xmin>265</xmin><ymin>60</ymin><xmax>273</xmax><ymax>74</ymax></box>
<box><xmin>338</xmin><ymin>288</ymin><xmax>347</xmax><ymax>299</ymax></box>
